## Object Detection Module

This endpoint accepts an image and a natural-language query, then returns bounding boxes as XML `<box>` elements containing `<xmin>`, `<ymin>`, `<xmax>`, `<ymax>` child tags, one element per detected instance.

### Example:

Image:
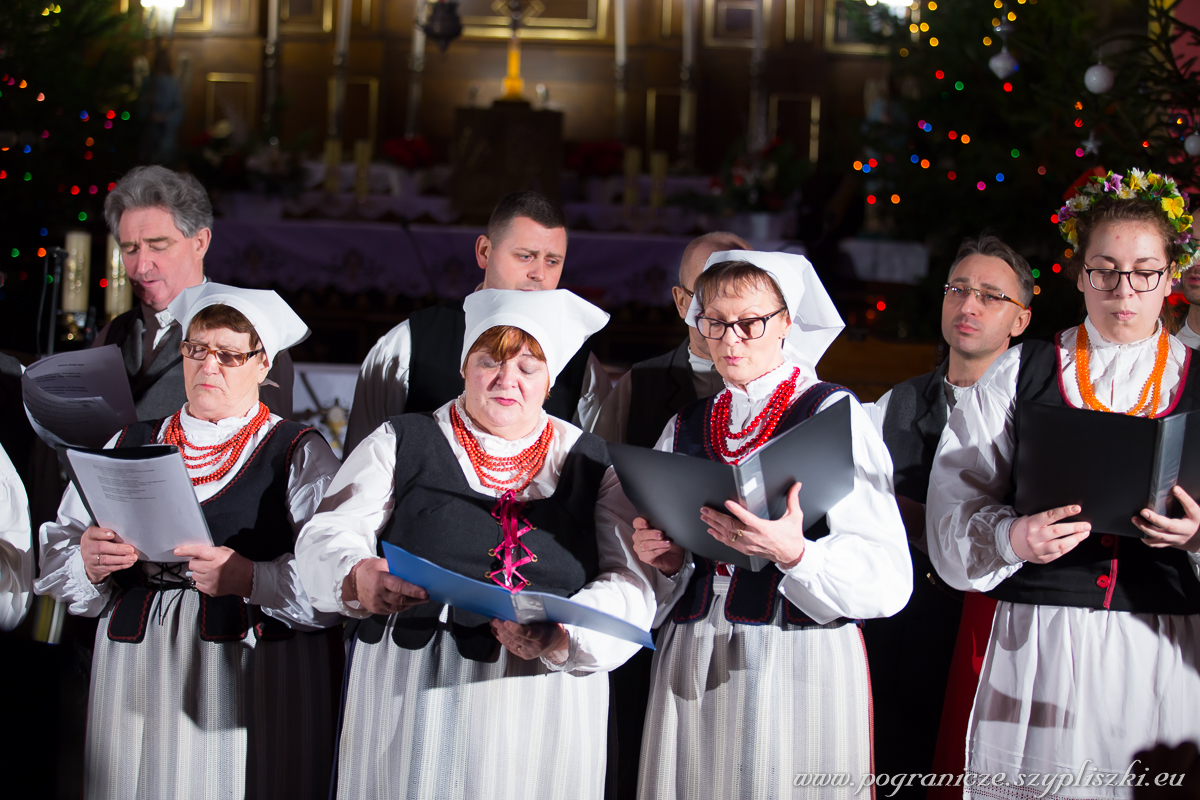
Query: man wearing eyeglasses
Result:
<box><xmin>864</xmin><ymin>234</ymin><xmax>1032</xmax><ymax>798</ymax></box>
<box><xmin>95</xmin><ymin>165</ymin><xmax>293</xmax><ymax>419</ymax></box>
<box><xmin>1173</xmin><ymin>265</ymin><xmax>1200</xmax><ymax>349</ymax></box>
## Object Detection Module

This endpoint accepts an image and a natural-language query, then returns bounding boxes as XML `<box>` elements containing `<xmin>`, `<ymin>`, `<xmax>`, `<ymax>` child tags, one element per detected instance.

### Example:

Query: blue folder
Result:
<box><xmin>381</xmin><ymin>541</ymin><xmax>655</xmax><ymax>650</ymax></box>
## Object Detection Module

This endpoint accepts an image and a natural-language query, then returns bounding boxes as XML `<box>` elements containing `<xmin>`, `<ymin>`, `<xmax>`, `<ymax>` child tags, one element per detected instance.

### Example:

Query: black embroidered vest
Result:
<box><xmin>626</xmin><ymin>340</ymin><xmax>701</xmax><ymax>448</ymax></box>
<box><xmin>104</xmin><ymin>417</ymin><xmax>320</xmax><ymax>643</ymax></box>
<box><xmin>668</xmin><ymin>381</ymin><xmax>851</xmax><ymax>627</ymax></box>
<box><xmin>987</xmin><ymin>335</ymin><xmax>1200</xmax><ymax>615</ymax></box>
<box><xmin>406</xmin><ymin>300</ymin><xmax>597</xmax><ymax>422</ymax></box>
<box><xmin>350</xmin><ymin>412</ymin><xmax>610</xmax><ymax>661</ymax></box>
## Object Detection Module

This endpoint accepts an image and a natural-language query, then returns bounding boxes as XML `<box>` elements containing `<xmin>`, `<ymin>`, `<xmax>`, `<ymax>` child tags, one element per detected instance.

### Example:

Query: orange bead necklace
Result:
<box><xmin>163</xmin><ymin>402</ymin><xmax>271</xmax><ymax>486</ymax></box>
<box><xmin>450</xmin><ymin>403</ymin><xmax>554</xmax><ymax>493</ymax></box>
<box><xmin>1074</xmin><ymin>323</ymin><xmax>1171</xmax><ymax>418</ymax></box>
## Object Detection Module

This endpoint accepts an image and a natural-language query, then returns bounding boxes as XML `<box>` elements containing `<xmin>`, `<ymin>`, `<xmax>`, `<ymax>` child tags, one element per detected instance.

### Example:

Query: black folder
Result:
<box><xmin>1014</xmin><ymin>401</ymin><xmax>1200</xmax><ymax>538</ymax></box>
<box><xmin>608</xmin><ymin>396</ymin><xmax>856</xmax><ymax>571</ymax></box>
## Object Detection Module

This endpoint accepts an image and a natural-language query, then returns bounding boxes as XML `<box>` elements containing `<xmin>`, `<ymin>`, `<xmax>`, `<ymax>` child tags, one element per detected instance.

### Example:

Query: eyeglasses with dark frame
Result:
<box><xmin>942</xmin><ymin>284</ymin><xmax>1027</xmax><ymax>311</ymax></box>
<box><xmin>1083</xmin><ymin>267</ymin><xmax>1167</xmax><ymax>293</ymax></box>
<box><xmin>180</xmin><ymin>340</ymin><xmax>265</xmax><ymax>367</ymax></box>
<box><xmin>695</xmin><ymin>308</ymin><xmax>788</xmax><ymax>340</ymax></box>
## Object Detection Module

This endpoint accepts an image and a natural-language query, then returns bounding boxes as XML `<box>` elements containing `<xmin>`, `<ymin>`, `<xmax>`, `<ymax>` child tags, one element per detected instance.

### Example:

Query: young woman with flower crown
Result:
<box><xmin>926</xmin><ymin>169</ymin><xmax>1200</xmax><ymax>800</ymax></box>
<box><xmin>630</xmin><ymin>251</ymin><xmax>911</xmax><ymax>800</ymax></box>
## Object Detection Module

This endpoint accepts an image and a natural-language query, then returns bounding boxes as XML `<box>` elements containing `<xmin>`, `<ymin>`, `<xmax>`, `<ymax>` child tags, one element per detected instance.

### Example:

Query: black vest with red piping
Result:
<box><xmin>987</xmin><ymin>335</ymin><xmax>1200</xmax><ymax>615</ymax></box>
<box><xmin>103</xmin><ymin>417</ymin><xmax>320</xmax><ymax>643</ymax></box>
<box><xmin>668</xmin><ymin>380</ymin><xmax>852</xmax><ymax>627</ymax></box>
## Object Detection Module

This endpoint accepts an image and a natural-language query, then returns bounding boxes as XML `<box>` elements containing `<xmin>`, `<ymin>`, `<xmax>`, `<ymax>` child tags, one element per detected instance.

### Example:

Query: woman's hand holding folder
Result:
<box><xmin>343</xmin><ymin>557</ymin><xmax>430</xmax><ymax>615</ymax></box>
<box><xmin>632</xmin><ymin>482</ymin><xmax>809</xmax><ymax>573</ymax></box>
<box><xmin>700</xmin><ymin>482</ymin><xmax>807</xmax><ymax>570</ymax></box>
<box><xmin>1134</xmin><ymin>485</ymin><xmax>1200</xmax><ymax>551</ymax></box>
<box><xmin>81</xmin><ymin>526</ymin><xmax>137</xmax><ymax>584</ymax></box>
<box><xmin>632</xmin><ymin>518</ymin><xmax>685</xmax><ymax>576</ymax></box>
<box><xmin>1009</xmin><ymin>504</ymin><xmax>1091</xmax><ymax>564</ymax></box>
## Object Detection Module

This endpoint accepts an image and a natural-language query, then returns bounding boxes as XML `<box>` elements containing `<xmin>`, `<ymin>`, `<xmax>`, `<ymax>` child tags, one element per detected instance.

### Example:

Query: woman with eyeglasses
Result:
<box><xmin>926</xmin><ymin>171</ymin><xmax>1200</xmax><ymax>800</ymax></box>
<box><xmin>630</xmin><ymin>251</ymin><xmax>910</xmax><ymax>799</ymax></box>
<box><xmin>36</xmin><ymin>284</ymin><xmax>342</xmax><ymax>800</ymax></box>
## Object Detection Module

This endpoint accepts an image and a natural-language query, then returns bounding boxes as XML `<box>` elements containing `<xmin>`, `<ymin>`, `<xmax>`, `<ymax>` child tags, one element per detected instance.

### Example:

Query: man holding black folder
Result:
<box><xmin>866</xmin><ymin>234</ymin><xmax>1032</xmax><ymax>795</ymax></box>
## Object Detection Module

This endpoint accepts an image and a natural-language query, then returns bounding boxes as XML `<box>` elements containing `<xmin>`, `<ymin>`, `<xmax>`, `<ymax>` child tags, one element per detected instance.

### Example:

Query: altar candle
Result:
<box><xmin>335</xmin><ymin>0</ymin><xmax>352</xmax><ymax>57</ymax></box>
<box><xmin>623</xmin><ymin>146</ymin><xmax>641</xmax><ymax>207</ymax></box>
<box><xmin>354</xmin><ymin>139</ymin><xmax>372</xmax><ymax>201</ymax></box>
<box><xmin>682</xmin><ymin>0</ymin><xmax>695</xmax><ymax>72</ymax></box>
<box><xmin>62</xmin><ymin>231</ymin><xmax>91</xmax><ymax>314</ymax></box>
<box><xmin>104</xmin><ymin>235</ymin><xmax>132</xmax><ymax>321</ymax></box>
<box><xmin>614</xmin><ymin>0</ymin><xmax>627</xmax><ymax>68</ymax></box>
<box><xmin>649</xmin><ymin>151</ymin><xmax>668</xmax><ymax>209</ymax></box>
<box><xmin>324</xmin><ymin>138</ymin><xmax>342</xmax><ymax>194</ymax></box>
<box><xmin>753</xmin><ymin>0</ymin><xmax>764</xmax><ymax>55</ymax></box>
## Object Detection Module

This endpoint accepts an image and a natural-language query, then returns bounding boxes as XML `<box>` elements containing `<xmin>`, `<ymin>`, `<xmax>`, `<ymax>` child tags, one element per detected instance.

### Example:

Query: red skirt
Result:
<box><xmin>926</xmin><ymin>592</ymin><xmax>997</xmax><ymax>799</ymax></box>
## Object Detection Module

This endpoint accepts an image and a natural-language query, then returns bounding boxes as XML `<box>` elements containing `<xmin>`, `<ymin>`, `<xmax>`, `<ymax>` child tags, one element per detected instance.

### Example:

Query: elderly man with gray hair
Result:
<box><xmin>97</xmin><ymin>165</ymin><xmax>292</xmax><ymax>418</ymax></box>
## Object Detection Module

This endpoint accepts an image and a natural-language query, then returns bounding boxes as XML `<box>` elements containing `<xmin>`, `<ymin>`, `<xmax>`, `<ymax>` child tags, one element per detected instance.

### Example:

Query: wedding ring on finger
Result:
<box><xmin>732</xmin><ymin>529</ymin><xmax>744</xmax><ymax>541</ymax></box>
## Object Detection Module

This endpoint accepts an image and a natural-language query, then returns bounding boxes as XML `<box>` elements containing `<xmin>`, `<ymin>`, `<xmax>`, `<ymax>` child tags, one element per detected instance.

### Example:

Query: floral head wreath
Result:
<box><xmin>1056</xmin><ymin>168</ymin><xmax>1196</xmax><ymax>277</ymax></box>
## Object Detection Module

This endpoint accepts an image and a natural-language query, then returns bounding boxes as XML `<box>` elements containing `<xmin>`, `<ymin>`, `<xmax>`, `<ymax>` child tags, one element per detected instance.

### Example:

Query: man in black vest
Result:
<box><xmin>343</xmin><ymin>191</ymin><xmax>611</xmax><ymax>455</ymax></box>
<box><xmin>590</xmin><ymin>230</ymin><xmax>746</xmax><ymax>800</ymax></box>
<box><xmin>865</xmin><ymin>234</ymin><xmax>1032</xmax><ymax>794</ymax></box>
<box><xmin>97</xmin><ymin>165</ymin><xmax>293</xmax><ymax>420</ymax></box>
<box><xmin>591</xmin><ymin>231</ymin><xmax>749</xmax><ymax>447</ymax></box>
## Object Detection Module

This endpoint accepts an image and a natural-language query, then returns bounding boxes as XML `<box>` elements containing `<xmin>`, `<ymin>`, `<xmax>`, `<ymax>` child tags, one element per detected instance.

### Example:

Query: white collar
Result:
<box><xmin>1082</xmin><ymin>316</ymin><xmax>1162</xmax><ymax>350</ymax></box>
<box><xmin>687</xmin><ymin>347</ymin><xmax>716</xmax><ymax>373</ymax></box>
<box><xmin>149</xmin><ymin>278</ymin><xmax>209</xmax><ymax>349</ymax></box>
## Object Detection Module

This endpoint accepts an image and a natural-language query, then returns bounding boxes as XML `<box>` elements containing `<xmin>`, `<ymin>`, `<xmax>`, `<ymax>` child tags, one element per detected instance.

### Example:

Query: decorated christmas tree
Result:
<box><xmin>0</xmin><ymin>0</ymin><xmax>145</xmax><ymax>353</ymax></box>
<box><xmin>853</xmin><ymin>0</ymin><xmax>1200</xmax><ymax>340</ymax></box>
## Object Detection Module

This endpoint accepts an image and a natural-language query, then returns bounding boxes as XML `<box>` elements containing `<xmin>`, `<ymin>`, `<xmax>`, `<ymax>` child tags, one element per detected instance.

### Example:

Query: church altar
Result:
<box><xmin>203</xmin><ymin>218</ymin><xmax>779</xmax><ymax>306</ymax></box>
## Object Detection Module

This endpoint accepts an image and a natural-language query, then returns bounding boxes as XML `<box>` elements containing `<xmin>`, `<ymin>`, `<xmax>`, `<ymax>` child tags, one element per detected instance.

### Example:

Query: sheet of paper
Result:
<box><xmin>381</xmin><ymin>541</ymin><xmax>654</xmax><ymax>650</ymax></box>
<box><xmin>61</xmin><ymin>445</ymin><xmax>213</xmax><ymax>563</ymax></box>
<box><xmin>22</xmin><ymin>346</ymin><xmax>137</xmax><ymax>448</ymax></box>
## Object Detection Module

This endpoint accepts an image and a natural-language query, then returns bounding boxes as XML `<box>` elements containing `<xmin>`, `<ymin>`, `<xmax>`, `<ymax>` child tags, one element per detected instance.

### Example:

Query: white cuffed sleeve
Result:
<box><xmin>0</xmin><ymin>445</ymin><xmax>33</xmax><ymax>631</ymax></box>
<box><xmin>776</xmin><ymin>393</ymin><xmax>912</xmax><ymax>623</ymax></box>
<box><xmin>549</xmin><ymin>466</ymin><xmax>657</xmax><ymax>673</ymax></box>
<box><xmin>250</xmin><ymin>434</ymin><xmax>344</xmax><ymax>631</ymax></box>
<box><xmin>294</xmin><ymin>423</ymin><xmax>399</xmax><ymax>618</ymax></box>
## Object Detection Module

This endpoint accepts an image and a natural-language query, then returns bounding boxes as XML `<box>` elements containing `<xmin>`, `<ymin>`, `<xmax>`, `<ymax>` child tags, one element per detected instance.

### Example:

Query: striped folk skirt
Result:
<box><xmin>335</xmin><ymin>614</ymin><xmax>610</xmax><ymax>800</ymax></box>
<box><xmin>965</xmin><ymin>602</ymin><xmax>1200</xmax><ymax>800</ymax></box>
<box><xmin>638</xmin><ymin>582</ymin><xmax>873</xmax><ymax>800</ymax></box>
<box><xmin>86</xmin><ymin>589</ymin><xmax>334</xmax><ymax>800</ymax></box>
